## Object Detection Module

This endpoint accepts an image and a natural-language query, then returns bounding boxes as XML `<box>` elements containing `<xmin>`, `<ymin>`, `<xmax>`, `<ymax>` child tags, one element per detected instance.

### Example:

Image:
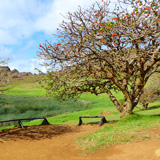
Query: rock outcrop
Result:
<box><xmin>0</xmin><ymin>66</ymin><xmax>34</xmax><ymax>84</ymax></box>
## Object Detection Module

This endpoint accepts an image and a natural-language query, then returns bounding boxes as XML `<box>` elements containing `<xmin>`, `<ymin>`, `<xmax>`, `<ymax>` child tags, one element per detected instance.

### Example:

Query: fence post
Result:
<box><xmin>18</xmin><ymin>120</ymin><xmax>24</xmax><ymax>128</ymax></box>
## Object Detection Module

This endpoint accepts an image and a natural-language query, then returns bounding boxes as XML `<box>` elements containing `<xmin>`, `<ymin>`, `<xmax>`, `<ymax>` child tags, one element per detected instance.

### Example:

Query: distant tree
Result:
<box><xmin>38</xmin><ymin>0</ymin><xmax>160</xmax><ymax>118</ymax></box>
<box><xmin>0</xmin><ymin>55</ymin><xmax>9</xmax><ymax>89</ymax></box>
<box><xmin>139</xmin><ymin>76</ymin><xmax>160</xmax><ymax>110</ymax></box>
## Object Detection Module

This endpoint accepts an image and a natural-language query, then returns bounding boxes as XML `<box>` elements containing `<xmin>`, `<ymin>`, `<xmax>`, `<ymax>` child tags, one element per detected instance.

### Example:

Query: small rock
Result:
<box><xmin>155</xmin><ymin>149</ymin><xmax>160</xmax><ymax>158</ymax></box>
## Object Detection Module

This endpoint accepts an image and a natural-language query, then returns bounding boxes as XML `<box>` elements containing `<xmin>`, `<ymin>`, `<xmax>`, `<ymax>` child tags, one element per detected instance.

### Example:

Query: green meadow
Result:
<box><xmin>0</xmin><ymin>77</ymin><xmax>160</xmax><ymax>151</ymax></box>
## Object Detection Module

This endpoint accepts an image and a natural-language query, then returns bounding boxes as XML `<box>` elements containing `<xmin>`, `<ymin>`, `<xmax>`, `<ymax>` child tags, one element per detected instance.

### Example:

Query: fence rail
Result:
<box><xmin>0</xmin><ymin>117</ymin><xmax>49</xmax><ymax>128</ymax></box>
<box><xmin>78</xmin><ymin>116</ymin><xmax>107</xmax><ymax>126</ymax></box>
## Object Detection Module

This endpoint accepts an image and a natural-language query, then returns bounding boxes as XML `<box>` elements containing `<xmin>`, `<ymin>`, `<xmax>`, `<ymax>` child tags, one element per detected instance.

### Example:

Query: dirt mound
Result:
<box><xmin>0</xmin><ymin>124</ymin><xmax>160</xmax><ymax>160</ymax></box>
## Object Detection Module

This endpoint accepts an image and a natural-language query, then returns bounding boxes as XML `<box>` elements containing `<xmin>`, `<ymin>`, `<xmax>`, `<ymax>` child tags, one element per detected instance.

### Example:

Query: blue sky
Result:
<box><xmin>0</xmin><ymin>0</ymin><xmax>98</xmax><ymax>73</ymax></box>
<box><xmin>0</xmin><ymin>0</ymin><xmax>129</xmax><ymax>73</ymax></box>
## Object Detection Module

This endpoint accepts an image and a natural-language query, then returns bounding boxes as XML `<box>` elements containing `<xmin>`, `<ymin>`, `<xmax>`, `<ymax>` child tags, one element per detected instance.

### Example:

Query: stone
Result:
<box><xmin>155</xmin><ymin>148</ymin><xmax>160</xmax><ymax>158</ymax></box>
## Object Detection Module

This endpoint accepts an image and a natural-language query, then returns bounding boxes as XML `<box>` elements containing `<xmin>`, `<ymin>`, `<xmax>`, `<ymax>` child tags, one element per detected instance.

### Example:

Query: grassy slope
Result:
<box><xmin>0</xmin><ymin>76</ymin><xmax>160</xmax><ymax>151</ymax></box>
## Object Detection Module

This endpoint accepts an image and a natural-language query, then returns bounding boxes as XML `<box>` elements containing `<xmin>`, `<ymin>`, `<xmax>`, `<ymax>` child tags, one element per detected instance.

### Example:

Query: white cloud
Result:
<box><xmin>0</xmin><ymin>0</ymin><xmax>97</xmax><ymax>45</ymax></box>
<box><xmin>34</xmin><ymin>0</ymin><xmax>96</xmax><ymax>34</ymax></box>
<box><xmin>0</xmin><ymin>0</ymin><xmax>133</xmax><ymax>73</ymax></box>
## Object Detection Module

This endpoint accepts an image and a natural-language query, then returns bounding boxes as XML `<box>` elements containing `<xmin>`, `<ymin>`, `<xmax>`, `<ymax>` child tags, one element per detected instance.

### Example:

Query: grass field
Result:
<box><xmin>0</xmin><ymin>77</ymin><xmax>160</xmax><ymax>151</ymax></box>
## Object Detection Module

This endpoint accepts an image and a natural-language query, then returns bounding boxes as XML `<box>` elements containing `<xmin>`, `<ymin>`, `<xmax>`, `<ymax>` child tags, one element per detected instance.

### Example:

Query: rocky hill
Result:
<box><xmin>0</xmin><ymin>66</ymin><xmax>39</xmax><ymax>85</ymax></box>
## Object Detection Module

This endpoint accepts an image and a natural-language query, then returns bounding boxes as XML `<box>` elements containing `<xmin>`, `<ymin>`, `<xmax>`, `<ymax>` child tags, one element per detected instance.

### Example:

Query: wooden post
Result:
<box><xmin>41</xmin><ymin>118</ymin><xmax>49</xmax><ymax>125</ymax></box>
<box><xmin>78</xmin><ymin>117</ymin><xmax>82</xmax><ymax>126</ymax></box>
<box><xmin>18</xmin><ymin>120</ymin><xmax>24</xmax><ymax>128</ymax></box>
<box><xmin>99</xmin><ymin>117</ymin><xmax>107</xmax><ymax>126</ymax></box>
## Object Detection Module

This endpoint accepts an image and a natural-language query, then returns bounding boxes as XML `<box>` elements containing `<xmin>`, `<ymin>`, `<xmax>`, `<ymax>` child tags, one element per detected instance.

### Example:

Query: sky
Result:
<box><xmin>0</xmin><ymin>0</ymin><xmax>129</xmax><ymax>73</ymax></box>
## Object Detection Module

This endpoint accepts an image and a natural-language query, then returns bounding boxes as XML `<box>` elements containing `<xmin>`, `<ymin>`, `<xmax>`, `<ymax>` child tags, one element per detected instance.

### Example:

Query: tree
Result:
<box><xmin>139</xmin><ymin>75</ymin><xmax>160</xmax><ymax>110</ymax></box>
<box><xmin>38</xmin><ymin>0</ymin><xmax>160</xmax><ymax>118</ymax></box>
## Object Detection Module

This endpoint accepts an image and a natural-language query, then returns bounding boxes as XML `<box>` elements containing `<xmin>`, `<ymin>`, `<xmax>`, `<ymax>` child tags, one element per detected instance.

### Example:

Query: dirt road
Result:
<box><xmin>0</xmin><ymin>124</ymin><xmax>160</xmax><ymax>160</ymax></box>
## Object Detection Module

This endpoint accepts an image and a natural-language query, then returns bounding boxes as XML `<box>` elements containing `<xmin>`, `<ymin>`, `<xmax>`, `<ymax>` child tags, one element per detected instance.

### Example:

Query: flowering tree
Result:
<box><xmin>38</xmin><ymin>0</ymin><xmax>160</xmax><ymax>118</ymax></box>
<box><xmin>139</xmin><ymin>76</ymin><xmax>160</xmax><ymax>110</ymax></box>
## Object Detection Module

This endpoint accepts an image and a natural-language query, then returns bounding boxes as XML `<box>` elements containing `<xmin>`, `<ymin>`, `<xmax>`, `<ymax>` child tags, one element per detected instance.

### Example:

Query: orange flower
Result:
<box><xmin>108</xmin><ymin>26</ymin><xmax>111</xmax><ymax>29</ymax></box>
<box><xmin>100</xmin><ymin>23</ymin><xmax>103</xmax><ymax>26</ymax></box>
<box><xmin>135</xmin><ymin>0</ymin><xmax>140</xmax><ymax>3</ymax></box>
<box><xmin>111</xmin><ymin>33</ymin><xmax>116</xmax><ymax>37</ymax></box>
<box><xmin>114</xmin><ymin>73</ymin><xmax>117</xmax><ymax>75</ymax></box>
<box><xmin>146</xmin><ymin>7</ymin><xmax>151</xmax><ymax>10</ymax></box>
<box><xmin>126</xmin><ymin>15</ymin><xmax>129</xmax><ymax>18</ymax></box>
<box><xmin>121</xmin><ymin>18</ymin><xmax>125</xmax><ymax>21</ymax></box>
<box><xmin>73</xmin><ymin>32</ymin><xmax>75</xmax><ymax>35</ymax></box>
<box><xmin>99</xmin><ymin>30</ymin><xmax>104</xmax><ymax>33</ymax></box>
<box><xmin>131</xmin><ymin>12</ymin><xmax>133</xmax><ymax>15</ymax></box>
<box><xmin>114</xmin><ymin>17</ymin><xmax>119</xmax><ymax>20</ymax></box>
<box><xmin>114</xmin><ymin>43</ymin><xmax>117</xmax><ymax>46</ymax></box>
<box><xmin>129</xmin><ymin>33</ymin><xmax>132</xmax><ymax>36</ymax></box>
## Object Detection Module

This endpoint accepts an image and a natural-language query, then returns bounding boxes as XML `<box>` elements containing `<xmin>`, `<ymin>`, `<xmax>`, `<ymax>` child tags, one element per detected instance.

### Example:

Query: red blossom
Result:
<box><xmin>99</xmin><ymin>30</ymin><xmax>104</xmax><ymax>33</ymax></box>
<box><xmin>111</xmin><ymin>33</ymin><xmax>116</xmax><ymax>37</ymax></box>
<box><xmin>114</xmin><ymin>17</ymin><xmax>119</xmax><ymax>20</ymax></box>
<box><xmin>146</xmin><ymin>7</ymin><xmax>151</xmax><ymax>10</ymax></box>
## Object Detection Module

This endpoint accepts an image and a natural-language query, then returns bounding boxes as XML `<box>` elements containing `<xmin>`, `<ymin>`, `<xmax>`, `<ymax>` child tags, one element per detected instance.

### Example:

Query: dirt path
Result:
<box><xmin>0</xmin><ymin>124</ymin><xmax>160</xmax><ymax>160</ymax></box>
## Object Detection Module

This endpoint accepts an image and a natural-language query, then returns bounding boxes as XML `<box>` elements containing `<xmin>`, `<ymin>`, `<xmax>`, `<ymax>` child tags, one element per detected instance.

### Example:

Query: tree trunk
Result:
<box><xmin>142</xmin><ymin>102</ymin><xmax>149</xmax><ymax>110</ymax></box>
<box><xmin>120</xmin><ymin>100</ymin><xmax>135</xmax><ymax>118</ymax></box>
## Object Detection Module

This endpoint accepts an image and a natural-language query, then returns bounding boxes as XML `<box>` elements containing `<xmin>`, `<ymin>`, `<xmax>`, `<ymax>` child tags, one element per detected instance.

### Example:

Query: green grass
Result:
<box><xmin>0</xmin><ymin>94</ymin><xmax>91</xmax><ymax>121</ymax></box>
<box><xmin>0</xmin><ymin>77</ymin><xmax>160</xmax><ymax>152</ymax></box>
<box><xmin>1</xmin><ymin>81</ymin><xmax>46</xmax><ymax>97</ymax></box>
<box><xmin>75</xmin><ymin>113</ymin><xmax>160</xmax><ymax>152</ymax></box>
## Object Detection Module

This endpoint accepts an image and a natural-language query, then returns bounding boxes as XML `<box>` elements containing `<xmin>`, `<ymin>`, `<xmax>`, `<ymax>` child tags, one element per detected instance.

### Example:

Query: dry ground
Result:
<box><xmin>0</xmin><ymin>124</ymin><xmax>160</xmax><ymax>160</ymax></box>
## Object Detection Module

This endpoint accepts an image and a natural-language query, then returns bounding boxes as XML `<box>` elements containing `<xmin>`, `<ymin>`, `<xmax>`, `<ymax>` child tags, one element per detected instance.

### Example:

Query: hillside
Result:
<box><xmin>0</xmin><ymin>66</ymin><xmax>43</xmax><ymax>85</ymax></box>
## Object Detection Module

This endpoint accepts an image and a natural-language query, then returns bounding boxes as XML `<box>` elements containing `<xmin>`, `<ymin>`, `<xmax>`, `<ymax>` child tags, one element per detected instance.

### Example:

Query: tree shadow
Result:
<box><xmin>147</xmin><ymin>105</ymin><xmax>160</xmax><ymax>110</ymax></box>
<box><xmin>0</xmin><ymin>124</ymin><xmax>78</xmax><ymax>141</ymax></box>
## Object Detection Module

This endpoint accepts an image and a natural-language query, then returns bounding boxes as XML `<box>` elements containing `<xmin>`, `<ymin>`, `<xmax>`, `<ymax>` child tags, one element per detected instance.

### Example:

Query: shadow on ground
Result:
<box><xmin>0</xmin><ymin>125</ymin><xmax>78</xmax><ymax>141</ymax></box>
